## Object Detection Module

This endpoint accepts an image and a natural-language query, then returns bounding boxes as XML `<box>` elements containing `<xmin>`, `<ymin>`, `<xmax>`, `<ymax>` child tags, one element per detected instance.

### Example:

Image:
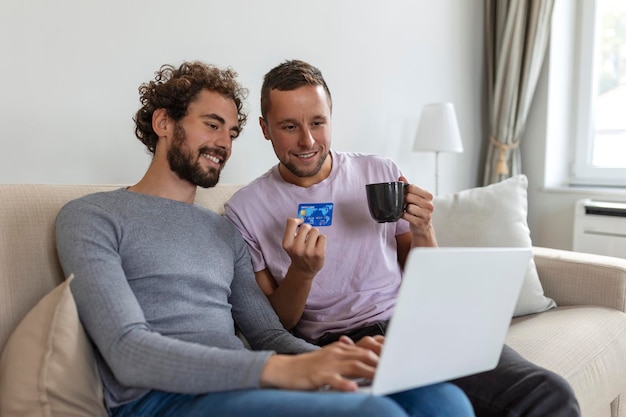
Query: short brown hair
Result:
<box><xmin>134</xmin><ymin>61</ymin><xmax>248</xmax><ymax>154</ymax></box>
<box><xmin>260</xmin><ymin>60</ymin><xmax>332</xmax><ymax>120</ymax></box>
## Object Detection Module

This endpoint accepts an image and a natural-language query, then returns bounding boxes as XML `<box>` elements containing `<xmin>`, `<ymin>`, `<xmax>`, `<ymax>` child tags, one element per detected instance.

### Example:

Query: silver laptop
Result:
<box><xmin>361</xmin><ymin>246</ymin><xmax>532</xmax><ymax>396</ymax></box>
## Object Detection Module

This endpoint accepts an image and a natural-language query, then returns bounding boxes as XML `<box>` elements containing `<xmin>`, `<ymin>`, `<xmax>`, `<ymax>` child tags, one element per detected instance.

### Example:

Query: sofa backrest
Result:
<box><xmin>0</xmin><ymin>184</ymin><xmax>242</xmax><ymax>354</ymax></box>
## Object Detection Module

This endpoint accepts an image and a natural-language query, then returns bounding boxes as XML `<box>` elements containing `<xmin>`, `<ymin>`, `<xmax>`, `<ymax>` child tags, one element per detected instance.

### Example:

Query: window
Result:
<box><xmin>571</xmin><ymin>0</ymin><xmax>626</xmax><ymax>187</ymax></box>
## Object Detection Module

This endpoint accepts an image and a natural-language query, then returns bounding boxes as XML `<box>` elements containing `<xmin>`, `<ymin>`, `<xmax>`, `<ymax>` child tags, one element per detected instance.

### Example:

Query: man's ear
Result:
<box><xmin>259</xmin><ymin>116</ymin><xmax>271</xmax><ymax>141</ymax></box>
<box><xmin>152</xmin><ymin>108</ymin><xmax>170</xmax><ymax>137</ymax></box>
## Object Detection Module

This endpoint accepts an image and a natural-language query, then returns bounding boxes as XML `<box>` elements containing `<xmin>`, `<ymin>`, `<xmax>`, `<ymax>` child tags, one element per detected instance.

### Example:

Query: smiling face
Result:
<box><xmin>166</xmin><ymin>89</ymin><xmax>240</xmax><ymax>188</ymax></box>
<box><xmin>260</xmin><ymin>85</ymin><xmax>332</xmax><ymax>187</ymax></box>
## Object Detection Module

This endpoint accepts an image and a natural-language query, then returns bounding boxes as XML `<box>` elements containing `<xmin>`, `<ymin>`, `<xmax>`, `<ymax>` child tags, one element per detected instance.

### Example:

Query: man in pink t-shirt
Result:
<box><xmin>225</xmin><ymin>60</ymin><xmax>579</xmax><ymax>417</ymax></box>
<box><xmin>225</xmin><ymin>149</ymin><xmax>411</xmax><ymax>342</ymax></box>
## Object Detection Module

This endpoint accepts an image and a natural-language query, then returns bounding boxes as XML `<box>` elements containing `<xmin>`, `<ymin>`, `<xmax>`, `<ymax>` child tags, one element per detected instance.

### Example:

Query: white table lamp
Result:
<box><xmin>413</xmin><ymin>102</ymin><xmax>464</xmax><ymax>195</ymax></box>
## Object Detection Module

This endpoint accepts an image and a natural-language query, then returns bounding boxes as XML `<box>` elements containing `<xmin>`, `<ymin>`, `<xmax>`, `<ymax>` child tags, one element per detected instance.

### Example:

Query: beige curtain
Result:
<box><xmin>483</xmin><ymin>0</ymin><xmax>555</xmax><ymax>185</ymax></box>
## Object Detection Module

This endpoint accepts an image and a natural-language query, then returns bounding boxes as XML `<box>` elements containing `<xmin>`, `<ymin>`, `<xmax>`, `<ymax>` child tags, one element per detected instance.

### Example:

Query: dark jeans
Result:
<box><xmin>318</xmin><ymin>322</ymin><xmax>581</xmax><ymax>417</ymax></box>
<box><xmin>317</xmin><ymin>322</ymin><xmax>389</xmax><ymax>346</ymax></box>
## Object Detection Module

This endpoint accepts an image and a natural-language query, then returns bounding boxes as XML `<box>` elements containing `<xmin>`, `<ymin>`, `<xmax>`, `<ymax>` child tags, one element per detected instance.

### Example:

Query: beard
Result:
<box><xmin>167</xmin><ymin>124</ymin><xmax>226</xmax><ymax>189</ymax></box>
<box><xmin>281</xmin><ymin>148</ymin><xmax>330</xmax><ymax>178</ymax></box>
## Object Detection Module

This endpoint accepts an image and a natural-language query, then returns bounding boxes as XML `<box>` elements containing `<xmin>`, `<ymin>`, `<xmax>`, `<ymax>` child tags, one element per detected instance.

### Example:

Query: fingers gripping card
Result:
<box><xmin>297</xmin><ymin>203</ymin><xmax>334</xmax><ymax>226</ymax></box>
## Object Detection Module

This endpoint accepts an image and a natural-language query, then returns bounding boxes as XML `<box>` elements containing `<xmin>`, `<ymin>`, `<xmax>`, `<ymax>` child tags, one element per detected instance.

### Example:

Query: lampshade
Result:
<box><xmin>413</xmin><ymin>102</ymin><xmax>464</xmax><ymax>153</ymax></box>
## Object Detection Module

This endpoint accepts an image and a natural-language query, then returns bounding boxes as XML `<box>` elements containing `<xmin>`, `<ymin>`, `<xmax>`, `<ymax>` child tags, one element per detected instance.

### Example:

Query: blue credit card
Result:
<box><xmin>297</xmin><ymin>203</ymin><xmax>334</xmax><ymax>226</ymax></box>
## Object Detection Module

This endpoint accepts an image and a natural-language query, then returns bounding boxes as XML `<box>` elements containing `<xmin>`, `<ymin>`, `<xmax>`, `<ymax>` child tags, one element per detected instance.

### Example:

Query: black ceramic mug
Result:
<box><xmin>365</xmin><ymin>181</ymin><xmax>407</xmax><ymax>223</ymax></box>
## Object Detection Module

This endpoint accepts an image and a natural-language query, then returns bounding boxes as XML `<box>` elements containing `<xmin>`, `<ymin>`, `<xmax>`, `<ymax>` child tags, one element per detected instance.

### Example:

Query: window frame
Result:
<box><xmin>570</xmin><ymin>0</ymin><xmax>626</xmax><ymax>187</ymax></box>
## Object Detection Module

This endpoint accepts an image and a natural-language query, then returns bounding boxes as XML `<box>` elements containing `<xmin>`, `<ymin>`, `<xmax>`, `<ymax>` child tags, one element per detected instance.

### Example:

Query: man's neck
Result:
<box><xmin>128</xmin><ymin>159</ymin><xmax>197</xmax><ymax>204</ymax></box>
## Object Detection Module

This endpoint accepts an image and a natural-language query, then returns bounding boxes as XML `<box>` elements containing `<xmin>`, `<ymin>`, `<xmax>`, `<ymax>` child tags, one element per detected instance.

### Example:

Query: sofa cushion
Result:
<box><xmin>0</xmin><ymin>184</ymin><xmax>123</xmax><ymax>355</ymax></box>
<box><xmin>432</xmin><ymin>175</ymin><xmax>556</xmax><ymax>317</ymax></box>
<box><xmin>0</xmin><ymin>275</ymin><xmax>107</xmax><ymax>417</ymax></box>
<box><xmin>507</xmin><ymin>306</ymin><xmax>626</xmax><ymax>417</ymax></box>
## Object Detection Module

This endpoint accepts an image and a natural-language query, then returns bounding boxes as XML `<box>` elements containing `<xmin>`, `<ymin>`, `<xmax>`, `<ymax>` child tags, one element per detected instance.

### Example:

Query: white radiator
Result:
<box><xmin>573</xmin><ymin>199</ymin><xmax>626</xmax><ymax>258</ymax></box>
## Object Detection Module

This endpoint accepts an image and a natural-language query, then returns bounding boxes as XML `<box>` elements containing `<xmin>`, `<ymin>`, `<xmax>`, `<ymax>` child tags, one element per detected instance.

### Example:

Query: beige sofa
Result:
<box><xmin>1</xmin><ymin>182</ymin><xmax>626</xmax><ymax>417</ymax></box>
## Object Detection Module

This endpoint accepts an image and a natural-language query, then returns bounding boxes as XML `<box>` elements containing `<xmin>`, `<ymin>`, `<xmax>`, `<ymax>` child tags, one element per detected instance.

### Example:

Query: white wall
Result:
<box><xmin>6</xmin><ymin>0</ymin><xmax>614</xmax><ymax>252</ymax></box>
<box><xmin>0</xmin><ymin>0</ymin><xmax>483</xmax><ymax>196</ymax></box>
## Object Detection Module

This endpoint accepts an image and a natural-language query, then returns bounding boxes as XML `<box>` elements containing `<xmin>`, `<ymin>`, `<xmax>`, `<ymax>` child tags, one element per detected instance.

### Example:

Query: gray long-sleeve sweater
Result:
<box><xmin>55</xmin><ymin>189</ymin><xmax>316</xmax><ymax>409</ymax></box>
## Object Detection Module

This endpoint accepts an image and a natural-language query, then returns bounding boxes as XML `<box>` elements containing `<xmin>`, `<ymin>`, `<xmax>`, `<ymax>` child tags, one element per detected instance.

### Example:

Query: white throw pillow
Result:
<box><xmin>432</xmin><ymin>175</ymin><xmax>556</xmax><ymax>317</ymax></box>
<box><xmin>0</xmin><ymin>275</ymin><xmax>107</xmax><ymax>417</ymax></box>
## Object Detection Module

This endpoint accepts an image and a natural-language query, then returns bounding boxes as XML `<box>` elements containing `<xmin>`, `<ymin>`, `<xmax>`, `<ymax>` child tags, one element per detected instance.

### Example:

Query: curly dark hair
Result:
<box><xmin>260</xmin><ymin>59</ymin><xmax>332</xmax><ymax>120</ymax></box>
<box><xmin>134</xmin><ymin>61</ymin><xmax>248</xmax><ymax>154</ymax></box>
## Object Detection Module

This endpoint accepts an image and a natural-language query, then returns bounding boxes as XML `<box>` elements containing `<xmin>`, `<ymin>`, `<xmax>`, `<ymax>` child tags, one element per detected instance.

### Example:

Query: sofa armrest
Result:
<box><xmin>533</xmin><ymin>246</ymin><xmax>626</xmax><ymax>312</ymax></box>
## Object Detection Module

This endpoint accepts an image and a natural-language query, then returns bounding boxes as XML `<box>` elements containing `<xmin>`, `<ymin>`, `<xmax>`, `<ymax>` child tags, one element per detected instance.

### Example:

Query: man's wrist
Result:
<box><xmin>410</xmin><ymin>226</ymin><xmax>438</xmax><ymax>248</ymax></box>
<box><xmin>260</xmin><ymin>354</ymin><xmax>286</xmax><ymax>388</ymax></box>
<box><xmin>285</xmin><ymin>265</ymin><xmax>317</xmax><ymax>282</ymax></box>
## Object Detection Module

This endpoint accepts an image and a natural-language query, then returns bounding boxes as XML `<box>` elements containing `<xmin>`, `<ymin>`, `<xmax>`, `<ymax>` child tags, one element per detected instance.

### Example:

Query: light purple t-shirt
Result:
<box><xmin>225</xmin><ymin>150</ymin><xmax>410</xmax><ymax>342</ymax></box>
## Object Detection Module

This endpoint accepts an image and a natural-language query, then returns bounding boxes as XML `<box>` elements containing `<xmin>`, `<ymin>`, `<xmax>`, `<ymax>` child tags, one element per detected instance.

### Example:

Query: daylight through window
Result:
<box><xmin>572</xmin><ymin>0</ymin><xmax>626</xmax><ymax>186</ymax></box>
